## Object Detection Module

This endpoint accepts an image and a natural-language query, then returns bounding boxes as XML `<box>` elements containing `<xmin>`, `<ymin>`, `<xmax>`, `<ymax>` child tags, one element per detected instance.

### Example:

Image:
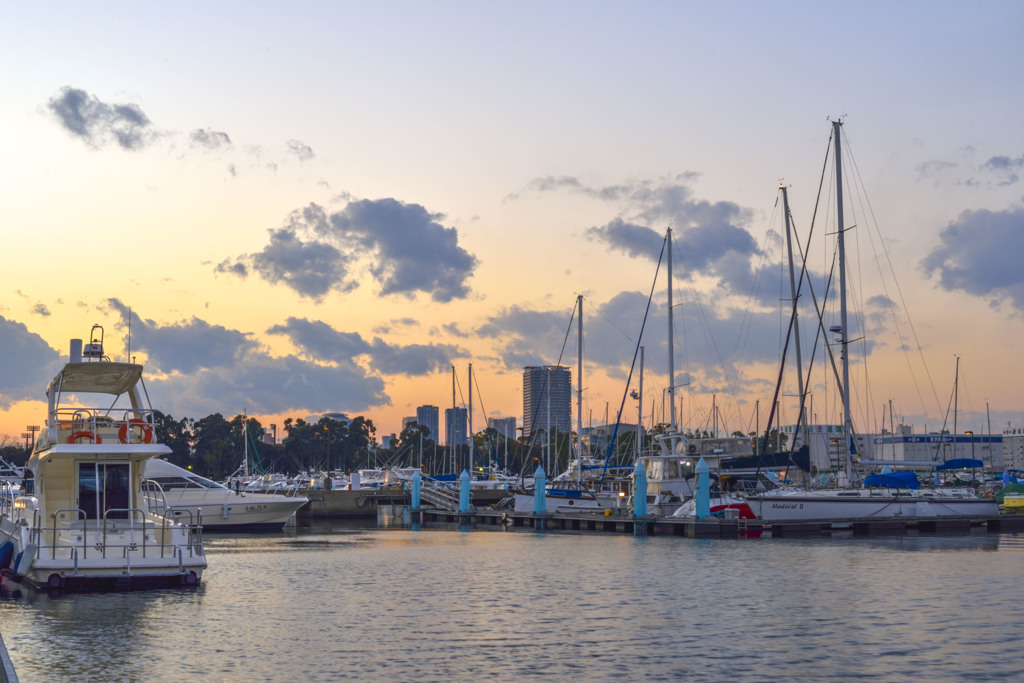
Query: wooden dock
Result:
<box><xmin>400</xmin><ymin>507</ymin><xmax>1024</xmax><ymax>539</ymax></box>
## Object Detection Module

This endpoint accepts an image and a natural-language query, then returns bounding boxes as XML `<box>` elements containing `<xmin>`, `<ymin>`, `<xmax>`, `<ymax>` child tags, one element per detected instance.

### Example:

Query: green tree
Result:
<box><xmin>191</xmin><ymin>413</ymin><xmax>235</xmax><ymax>480</ymax></box>
<box><xmin>153</xmin><ymin>412</ymin><xmax>193</xmax><ymax>468</ymax></box>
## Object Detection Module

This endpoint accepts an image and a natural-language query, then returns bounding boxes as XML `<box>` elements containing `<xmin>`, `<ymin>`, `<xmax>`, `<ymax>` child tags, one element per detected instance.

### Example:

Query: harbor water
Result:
<box><xmin>2</xmin><ymin>522</ymin><xmax>1023</xmax><ymax>682</ymax></box>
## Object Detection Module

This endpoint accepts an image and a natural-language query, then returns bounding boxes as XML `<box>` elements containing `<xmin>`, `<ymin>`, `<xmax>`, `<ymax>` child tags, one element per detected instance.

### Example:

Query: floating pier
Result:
<box><xmin>395</xmin><ymin>506</ymin><xmax>1024</xmax><ymax>539</ymax></box>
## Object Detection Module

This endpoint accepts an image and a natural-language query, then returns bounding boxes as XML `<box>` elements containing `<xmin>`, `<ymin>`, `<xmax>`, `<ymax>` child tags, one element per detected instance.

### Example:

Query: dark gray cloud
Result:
<box><xmin>47</xmin><ymin>86</ymin><xmax>154</xmax><ymax>150</ymax></box>
<box><xmin>524</xmin><ymin>175</ymin><xmax>760</xmax><ymax>297</ymax></box>
<box><xmin>190</xmin><ymin>128</ymin><xmax>232</xmax><ymax>150</ymax></box>
<box><xmin>268</xmin><ymin>317</ymin><xmax>465</xmax><ymax>376</ymax></box>
<box><xmin>217</xmin><ymin>222</ymin><xmax>355</xmax><ymax>301</ymax></box>
<box><xmin>0</xmin><ymin>316</ymin><xmax>63</xmax><ymax>408</ymax></box>
<box><xmin>921</xmin><ymin>206</ymin><xmax>1024</xmax><ymax>312</ymax></box>
<box><xmin>31</xmin><ymin>304</ymin><xmax>51</xmax><ymax>317</ymax></box>
<box><xmin>286</xmin><ymin>139</ymin><xmax>315</xmax><ymax>161</ymax></box>
<box><xmin>219</xmin><ymin>200</ymin><xmax>478</xmax><ymax>302</ymax></box>
<box><xmin>981</xmin><ymin>155</ymin><xmax>1024</xmax><ymax>186</ymax></box>
<box><xmin>475</xmin><ymin>286</ymin><xmax>822</xmax><ymax>409</ymax></box>
<box><xmin>101</xmin><ymin>305</ymin><xmax>389</xmax><ymax>417</ymax></box>
<box><xmin>107</xmin><ymin>299</ymin><xmax>258</xmax><ymax>374</ymax></box>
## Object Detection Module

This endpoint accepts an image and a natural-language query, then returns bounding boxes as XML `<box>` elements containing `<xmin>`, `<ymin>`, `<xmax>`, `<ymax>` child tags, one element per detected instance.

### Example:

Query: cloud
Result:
<box><xmin>521</xmin><ymin>174</ymin><xmax>761</xmax><ymax>297</ymax></box>
<box><xmin>216</xmin><ymin>218</ymin><xmax>355</xmax><ymax>301</ymax></box>
<box><xmin>100</xmin><ymin>305</ymin><xmax>390</xmax><ymax>417</ymax></box>
<box><xmin>106</xmin><ymin>299</ymin><xmax>258</xmax><ymax>373</ymax></box>
<box><xmin>980</xmin><ymin>155</ymin><xmax>1024</xmax><ymax>186</ymax></box>
<box><xmin>268</xmin><ymin>317</ymin><xmax>465</xmax><ymax>376</ymax></box>
<box><xmin>920</xmin><ymin>206</ymin><xmax>1024</xmax><ymax>312</ymax></box>
<box><xmin>190</xmin><ymin>128</ymin><xmax>232</xmax><ymax>150</ymax></box>
<box><xmin>286</xmin><ymin>139</ymin><xmax>315</xmax><ymax>162</ymax></box>
<box><xmin>31</xmin><ymin>304</ymin><xmax>51</xmax><ymax>317</ymax></box>
<box><xmin>0</xmin><ymin>316</ymin><xmax>62</xmax><ymax>408</ymax></box>
<box><xmin>47</xmin><ymin>86</ymin><xmax>154</xmax><ymax>150</ymax></box>
<box><xmin>914</xmin><ymin>160</ymin><xmax>958</xmax><ymax>181</ymax></box>
<box><xmin>219</xmin><ymin>199</ymin><xmax>478</xmax><ymax>302</ymax></box>
<box><xmin>474</xmin><ymin>290</ymin><xmax>790</xmax><ymax>401</ymax></box>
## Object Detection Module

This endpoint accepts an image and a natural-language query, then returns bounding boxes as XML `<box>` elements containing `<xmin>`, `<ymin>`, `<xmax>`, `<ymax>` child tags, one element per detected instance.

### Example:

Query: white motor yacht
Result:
<box><xmin>0</xmin><ymin>329</ymin><xmax>206</xmax><ymax>591</ymax></box>
<box><xmin>143</xmin><ymin>459</ymin><xmax>307</xmax><ymax>532</ymax></box>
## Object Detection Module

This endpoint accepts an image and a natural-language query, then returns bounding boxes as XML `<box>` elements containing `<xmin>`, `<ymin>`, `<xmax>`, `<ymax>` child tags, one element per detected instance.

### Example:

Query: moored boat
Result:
<box><xmin>0</xmin><ymin>328</ymin><xmax>206</xmax><ymax>591</ymax></box>
<box><xmin>143</xmin><ymin>458</ymin><xmax>307</xmax><ymax>532</ymax></box>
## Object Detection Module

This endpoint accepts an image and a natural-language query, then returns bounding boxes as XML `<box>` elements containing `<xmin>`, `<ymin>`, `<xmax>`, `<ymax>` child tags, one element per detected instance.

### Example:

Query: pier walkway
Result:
<box><xmin>395</xmin><ymin>506</ymin><xmax>1024</xmax><ymax>539</ymax></box>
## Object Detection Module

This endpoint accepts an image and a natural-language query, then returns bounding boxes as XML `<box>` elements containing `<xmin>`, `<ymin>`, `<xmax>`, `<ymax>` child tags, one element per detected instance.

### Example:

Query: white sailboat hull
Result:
<box><xmin>747</xmin><ymin>488</ymin><xmax>1000</xmax><ymax>521</ymax></box>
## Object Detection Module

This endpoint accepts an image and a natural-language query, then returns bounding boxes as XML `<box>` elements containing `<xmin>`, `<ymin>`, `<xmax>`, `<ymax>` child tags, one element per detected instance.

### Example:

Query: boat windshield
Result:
<box><xmin>146</xmin><ymin>474</ymin><xmax>227</xmax><ymax>491</ymax></box>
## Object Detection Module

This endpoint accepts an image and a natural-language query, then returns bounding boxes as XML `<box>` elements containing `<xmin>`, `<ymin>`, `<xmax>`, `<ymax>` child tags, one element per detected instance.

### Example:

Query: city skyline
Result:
<box><xmin>3</xmin><ymin>3</ymin><xmax>1024</xmax><ymax>445</ymax></box>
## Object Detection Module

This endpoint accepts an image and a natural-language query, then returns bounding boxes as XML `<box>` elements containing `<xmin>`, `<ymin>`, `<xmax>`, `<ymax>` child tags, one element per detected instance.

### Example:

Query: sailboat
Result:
<box><xmin>512</xmin><ymin>295</ymin><xmax>623</xmax><ymax>513</ymax></box>
<box><xmin>746</xmin><ymin>121</ymin><xmax>999</xmax><ymax>521</ymax></box>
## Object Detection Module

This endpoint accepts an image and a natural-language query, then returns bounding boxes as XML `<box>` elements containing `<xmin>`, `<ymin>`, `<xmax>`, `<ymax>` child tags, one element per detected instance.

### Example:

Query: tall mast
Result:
<box><xmin>782</xmin><ymin>185</ymin><xmax>807</xmax><ymax>449</ymax></box>
<box><xmin>577</xmin><ymin>294</ymin><xmax>584</xmax><ymax>486</ymax></box>
<box><xmin>834</xmin><ymin>119</ymin><xmax>853</xmax><ymax>484</ymax></box>
<box><xmin>451</xmin><ymin>364</ymin><xmax>456</xmax><ymax>474</ymax></box>
<box><xmin>953</xmin><ymin>355</ymin><xmax>960</xmax><ymax>438</ymax></box>
<box><xmin>468</xmin><ymin>362</ymin><xmax>473</xmax><ymax>474</ymax></box>
<box><xmin>637</xmin><ymin>346</ymin><xmax>644</xmax><ymax>461</ymax></box>
<box><xmin>667</xmin><ymin>227</ymin><xmax>677</xmax><ymax>444</ymax></box>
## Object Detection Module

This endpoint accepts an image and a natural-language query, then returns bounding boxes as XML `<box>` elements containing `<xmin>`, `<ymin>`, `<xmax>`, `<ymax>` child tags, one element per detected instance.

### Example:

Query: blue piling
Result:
<box><xmin>533</xmin><ymin>464</ymin><xmax>546</xmax><ymax>516</ymax></box>
<box><xmin>411</xmin><ymin>469</ymin><xmax>421</xmax><ymax>511</ymax></box>
<box><xmin>633</xmin><ymin>460</ymin><xmax>648</xmax><ymax>518</ymax></box>
<box><xmin>695</xmin><ymin>457</ymin><xmax>710</xmax><ymax>519</ymax></box>
<box><xmin>459</xmin><ymin>469</ymin><xmax>471</xmax><ymax>512</ymax></box>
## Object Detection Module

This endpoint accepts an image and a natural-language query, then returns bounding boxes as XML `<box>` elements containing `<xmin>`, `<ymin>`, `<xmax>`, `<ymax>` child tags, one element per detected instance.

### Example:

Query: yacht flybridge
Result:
<box><xmin>0</xmin><ymin>327</ymin><xmax>206</xmax><ymax>591</ymax></box>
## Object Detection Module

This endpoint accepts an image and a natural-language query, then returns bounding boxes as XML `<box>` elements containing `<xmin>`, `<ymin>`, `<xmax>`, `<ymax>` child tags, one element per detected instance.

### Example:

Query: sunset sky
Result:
<box><xmin>3</xmin><ymin>1</ymin><xmax>1024</xmax><ymax>448</ymax></box>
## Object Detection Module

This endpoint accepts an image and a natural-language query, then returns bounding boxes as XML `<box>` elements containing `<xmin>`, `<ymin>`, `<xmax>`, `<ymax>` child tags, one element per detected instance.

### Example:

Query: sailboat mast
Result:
<box><xmin>451</xmin><ymin>364</ymin><xmax>456</xmax><ymax>474</ymax></box>
<box><xmin>637</xmin><ymin>346</ymin><xmax>644</xmax><ymax>461</ymax></box>
<box><xmin>834</xmin><ymin>119</ymin><xmax>854</xmax><ymax>484</ymax></box>
<box><xmin>577</xmin><ymin>294</ymin><xmax>583</xmax><ymax>486</ymax></box>
<box><xmin>667</xmin><ymin>227</ymin><xmax>677</xmax><ymax>443</ymax></box>
<box><xmin>468</xmin><ymin>362</ymin><xmax>473</xmax><ymax>474</ymax></box>
<box><xmin>243</xmin><ymin>412</ymin><xmax>249</xmax><ymax>480</ymax></box>
<box><xmin>781</xmin><ymin>184</ymin><xmax>807</xmax><ymax>448</ymax></box>
<box><xmin>953</xmin><ymin>355</ymin><xmax>959</xmax><ymax>439</ymax></box>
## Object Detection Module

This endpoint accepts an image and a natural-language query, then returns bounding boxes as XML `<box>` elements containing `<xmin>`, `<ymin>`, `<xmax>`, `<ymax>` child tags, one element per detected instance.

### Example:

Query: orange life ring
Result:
<box><xmin>67</xmin><ymin>431</ymin><xmax>102</xmax><ymax>444</ymax></box>
<box><xmin>118</xmin><ymin>419</ymin><xmax>153</xmax><ymax>444</ymax></box>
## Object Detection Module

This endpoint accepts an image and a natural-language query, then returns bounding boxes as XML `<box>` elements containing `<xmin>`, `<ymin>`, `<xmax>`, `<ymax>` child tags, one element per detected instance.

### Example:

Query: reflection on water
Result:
<box><xmin>2</xmin><ymin>525</ymin><xmax>1023</xmax><ymax>682</ymax></box>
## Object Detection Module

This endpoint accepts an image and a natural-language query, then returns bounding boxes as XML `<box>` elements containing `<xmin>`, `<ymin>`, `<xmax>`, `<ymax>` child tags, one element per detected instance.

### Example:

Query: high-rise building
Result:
<box><xmin>522</xmin><ymin>366</ymin><xmax>572</xmax><ymax>440</ymax></box>
<box><xmin>416</xmin><ymin>405</ymin><xmax>440</xmax><ymax>442</ymax></box>
<box><xmin>445</xmin><ymin>406</ymin><xmax>469</xmax><ymax>446</ymax></box>
<box><xmin>488</xmin><ymin>416</ymin><xmax>517</xmax><ymax>440</ymax></box>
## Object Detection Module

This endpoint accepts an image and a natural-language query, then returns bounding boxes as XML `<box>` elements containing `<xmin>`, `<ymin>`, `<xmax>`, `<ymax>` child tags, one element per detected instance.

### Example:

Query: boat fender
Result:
<box><xmin>118</xmin><ymin>419</ymin><xmax>153</xmax><ymax>444</ymax></box>
<box><xmin>12</xmin><ymin>544</ymin><xmax>35</xmax><ymax>578</ymax></box>
<box><xmin>67</xmin><ymin>430</ymin><xmax>101</xmax><ymax>444</ymax></box>
<box><xmin>0</xmin><ymin>540</ymin><xmax>13</xmax><ymax>569</ymax></box>
<box><xmin>47</xmin><ymin>573</ymin><xmax>64</xmax><ymax>589</ymax></box>
<box><xmin>501</xmin><ymin>512</ymin><xmax>511</xmax><ymax>527</ymax></box>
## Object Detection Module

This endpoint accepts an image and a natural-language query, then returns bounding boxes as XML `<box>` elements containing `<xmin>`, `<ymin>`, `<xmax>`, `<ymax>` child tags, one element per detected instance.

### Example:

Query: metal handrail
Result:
<box><xmin>50</xmin><ymin>508</ymin><xmax>87</xmax><ymax>559</ymax></box>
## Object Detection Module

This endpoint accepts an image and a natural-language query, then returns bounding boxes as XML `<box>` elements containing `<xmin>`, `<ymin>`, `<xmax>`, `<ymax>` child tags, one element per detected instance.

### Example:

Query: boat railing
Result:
<box><xmin>16</xmin><ymin>507</ymin><xmax>203</xmax><ymax>563</ymax></box>
<box><xmin>53</xmin><ymin>408</ymin><xmax>159</xmax><ymax>446</ymax></box>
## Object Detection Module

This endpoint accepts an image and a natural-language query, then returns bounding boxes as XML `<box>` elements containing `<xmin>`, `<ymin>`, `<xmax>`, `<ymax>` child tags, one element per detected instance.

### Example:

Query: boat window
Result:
<box><xmin>186</xmin><ymin>475</ymin><xmax>226</xmax><ymax>490</ymax></box>
<box><xmin>78</xmin><ymin>462</ymin><xmax>131</xmax><ymax>519</ymax></box>
<box><xmin>147</xmin><ymin>476</ymin><xmax>194</xmax><ymax>490</ymax></box>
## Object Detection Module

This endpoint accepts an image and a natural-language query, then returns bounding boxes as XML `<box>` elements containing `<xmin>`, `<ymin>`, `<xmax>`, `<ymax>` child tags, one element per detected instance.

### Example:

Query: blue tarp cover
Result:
<box><xmin>936</xmin><ymin>458</ymin><xmax>984</xmax><ymax>470</ymax></box>
<box><xmin>863</xmin><ymin>471</ymin><xmax>921</xmax><ymax>489</ymax></box>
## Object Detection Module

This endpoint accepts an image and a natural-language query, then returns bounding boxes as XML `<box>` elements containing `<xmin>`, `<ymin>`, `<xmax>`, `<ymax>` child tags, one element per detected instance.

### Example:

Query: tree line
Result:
<box><xmin>0</xmin><ymin>417</ymin><xmax>789</xmax><ymax>482</ymax></box>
